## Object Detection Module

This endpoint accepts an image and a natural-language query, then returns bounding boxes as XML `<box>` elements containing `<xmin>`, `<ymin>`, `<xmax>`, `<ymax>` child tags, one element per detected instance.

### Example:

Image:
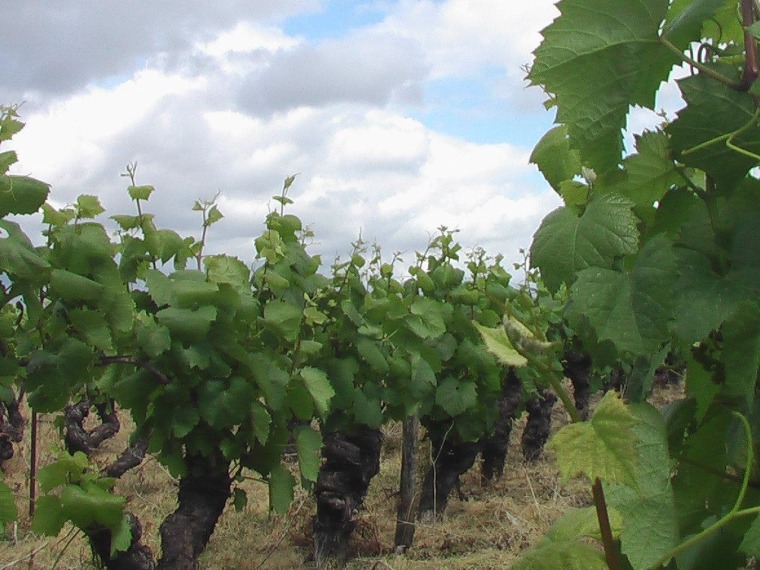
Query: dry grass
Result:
<box><xmin>1</xmin><ymin>381</ymin><xmax>681</xmax><ymax>569</ymax></box>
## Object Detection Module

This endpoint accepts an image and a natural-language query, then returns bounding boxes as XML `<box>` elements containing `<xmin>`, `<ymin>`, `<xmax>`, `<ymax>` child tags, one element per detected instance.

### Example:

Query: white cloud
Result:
<box><xmin>0</xmin><ymin>0</ymin><xmax>320</xmax><ymax>97</ymax></box>
<box><xmin>6</xmin><ymin>0</ymin><xmax>563</xmax><ymax>274</ymax></box>
<box><xmin>379</xmin><ymin>0</ymin><xmax>559</xmax><ymax>79</ymax></box>
<box><xmin>12</xmin><ymin>71</ymin><xmax>205</xmax><ymax>190</ymax></box>
<box><xmin>236</xmin><ymin>30</ymin><xmax>427</xmax><ymax>115</ymax></box>
<box><xmin>200</xmin><ymin>22</ymin><xmax>301</xmax><ymax>58</ymax></box>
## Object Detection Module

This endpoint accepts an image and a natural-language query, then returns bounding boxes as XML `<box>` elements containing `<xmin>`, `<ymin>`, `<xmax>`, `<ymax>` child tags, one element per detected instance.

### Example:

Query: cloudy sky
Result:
<box><xmin>5</xmin><ymin>1</ymin><xmax>603</xmax><ymax>273</ymax></box>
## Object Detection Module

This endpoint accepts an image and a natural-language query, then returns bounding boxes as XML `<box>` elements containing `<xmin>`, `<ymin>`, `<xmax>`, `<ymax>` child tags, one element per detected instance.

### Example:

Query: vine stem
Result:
<box><xmin>659</xmin><ymin>37</ymin><xmax>742</xmax><ymax>90</ymax></box>
<box><xmin>681</xmin><ymin>106</ymin><xmax>760</xmax><ymax>160</ymax></box>
<box><xmin>648</xmin><ymin>411</ymin><xmax>756</xmax><ymax>568</ymax></box>
<box><xmin>593</xmin><ymin>478</ymin><xmax>622</xmax><ymax>570</ymax></box>
<box><xmin>741</xmin><ymin>0</ymin><xmax>759</xmax><ymax>90</ymax></box>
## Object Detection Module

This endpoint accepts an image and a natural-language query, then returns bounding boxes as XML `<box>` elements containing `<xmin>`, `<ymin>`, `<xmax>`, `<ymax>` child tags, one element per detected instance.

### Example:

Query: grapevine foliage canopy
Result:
<box><xmin>528</xmin><ymin>0</ymin><xmax>674</xmax><ymax>172</ymax></box>
<box><xmin>527</xmin><ymin>0</ymin><xmax>760</xmax><ymax>567</ymax></box>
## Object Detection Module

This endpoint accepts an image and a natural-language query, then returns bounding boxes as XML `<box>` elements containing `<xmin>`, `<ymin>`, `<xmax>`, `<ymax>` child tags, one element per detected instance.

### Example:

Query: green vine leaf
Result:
<box><xmin>75</xmin><ymin>195</ymin><xmax>105</xmax><ymax>219</ymax></box>
<box><xmin>548</xmin><ymin>391</ymin><xmax>639</xmax><ymax>488</ymax></box>
<box><xmin>0</xmin><ymin>175</ymin><xmax>50</xmax><ymax>216</ymax></box>
<box><xmin>294</xmin><ymin>425</ymin><xmax>322</xmax><ymax>483</ymax></box>
<box><xmin>614</xmin><ymin>130</ymin><xmax>681</xmax><ymax>215</ymax></box>
<box><xmin>663</xmin><ymin>0</ymin><xmax>728</xmax><ymax>48</ymax></box>
<box><xmin>530</xmin><ymin>194</ymin><xmax>639</xmax><ymax>292</ymax></box>
<box><xmin>0</xmin><ymin>480</ymin><xmax>17</xmax><ymax>524</ymax></box>
<box><xmin>512</xmin><ymin>507</ymin><xmax>622</xmax><ymax>570</ymax></box>
<box><xmin>155</xmin><ymin>305</ymin><xmax>217</xmax><ymax>343</ymax></box>
<box><xmin>605</xmin><ymin>403</ymin><xmax>679</xmax><ymax>569</ymax></box>
<box><xmin>672</xmin><ymin>247</ymin><xmax>760</xmax><ymax>345</ymax></box>
<box><xmin>474</xmin><ymin>322</ymin><xmax>528</xmax><ymax>367</ymax></box>
<box><xmin>667</xmin><ymin>71</ymin><xmax>760</xmax><ymax>186</ymax></box>
<box><xmin>722</xmin><ymin>305</ymin><xmax>760</xmax><ymax>405</ymax></box>
<box><xmin>740</xmin><ymin>515</ymin><xmax>760</xmax><ymax>557</ymax></box>
<box><xmin>269</xmin><ymin>463</ymin><xmax>295</xmax><ymax>514</ymax></box>
<box><xmin>198</xmin><ymin>376</ymin><xmax>254</xmax><ymax>429</ymax></box>
<box><xmin>529</xmin><ymin>0</ymin><xmax>674</xmax><ymax>171</ymax></box>
<box><xmin>567</xmin><ymin>234</ymin><xmax>677</xmax><ymax>356</ymax></box>
<box><xmin>435</xmin><ymin>377</ymin><xmax>478</xmax><ymax>417</ymax></box>
<box><xmin>32</xmin><ymin>495</ymin><xmax>67</xmax><ymax>536</ymax></box>
<box><xmin>110</xmin><ymin>514</ymin><xmax>133</xmax><ymax>555</ymax></box>
<box><xmin>128</xmin><ymin>185</ymin><xmax>154</xmax><ymax>201</ymax></box>
<box><xmin>0</xmin><ymin>220</ymin><xmax>51</xmax><ymax>280</ymax></box>
<box><xmin>529</xmin><ymin>125</ymin><xmax>581</xmax><ymax>193</ymax></box>
<box><xmin>300</xmin><ymin>366</ymin><xmax>335</xmax><ymax>419</ymax></box>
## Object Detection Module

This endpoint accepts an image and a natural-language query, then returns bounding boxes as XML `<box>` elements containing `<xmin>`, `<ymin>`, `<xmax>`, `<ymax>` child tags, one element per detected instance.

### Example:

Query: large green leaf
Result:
<box><xmin>32</xmin><ymin>495</ymin><xmax>67</xmax><ymax>536</ymax></box>
<box><xmin>249</xmin><ymin>354</ymin><xmax>289</xmax><ymax>409</ymax></box>
<box><xmin>135</xmin><ymin>313</ymin><xmax>172</xmax><ymax>358</ymax></box>
<box><xmin>263</xmin><ymin>300</ymin><xmax>303</xmax><ymax>341</ymax></box>
<box><xmin>605</xmin><ymin>403</ymin><xmax>679</xmax><ymax>569</ymax></box>
<box><xmin>668</xmin><ymin>71</ymin><xmax>760</xmax><ymax>187</ymax></box>
<box><xmin>407</xmin><ymin>298</ymin><xmax>447</xmax><ymax>339</ymax></box>
<box><xmin>435</xmin><ymin>377</ymin><xmax>478</xmax><ymax>417</ymax></box>
<box><xmin>357</xmin><ymin>337</ymin><xmax>389</xmax><ymax>373</ymax></box>
<box><xmin>155</xmin><ymin>305</ymin><xmax>217</xmax><ymax>343</ymax></box>
<box><xmin>615</xmin><ymin>131</ymin><xmax>681</xmax><ymax>214</ymax></box>
<box><xmin>49</xmin><ymin>269</ymin><xmax>104</xmax><ymax>301</ymax></box>
<box><xmin>530</xmin><ymin>125</ymin><xmax>581</xmax><ymax>193</ymax></box>
<box><xmin>513</xmin><ymin>507</ymin><xmax>622</xmax><ymax>570</ymax></box>
<box><xmin>75</xmin><ymin>195</ymin><xmax>105</xmax><ymax>219</ymax></box>
<box><xmin>67</xmin><ymin>308</ymin><xmax>113</xmax><ymax>352</ymax></box>
<box><xmin>198</xmin><ymin>376</ymin><xmax>253</xmax><ymax>429</ymax></box>
<box><xmin>26</xmin><ymin>339</ymin><xmax>94</xmax><ymax>412</ymax></box>
<box><xmin>530</xmin><ymin>194</ymin><xmax>639</xmax><ymax>292</ymax></box>
<box><xmin>474</xmin><ymin>322</ymin><xmax>528</xmax><ymax>367</ymax></box>
<box><xmin>205</xmin><ymin>254</ymin><xmax>252</xmax><ymax>291</ymax></box>
<box><xmin>740</xmin><ymin>515</ymin><xmax>760</xmax><ymax>557</ymax></box>
<box><xmin>721</xmin><ymin>305</ymin><xmax>760</xmax><ymax>405</ymax></box>
<box><xmin>0</xmin><ymin>220</ymin><xmax>50</xmax><ymax>280</ymax></box>
<box><xmin>548</xmin><ymin>391</ymin><xmax>639</xmax><ymax>488</ymax></box>
<box><xmin>663</xmin><ymin>0</ymin><xmax>729</xmax><ymax>48</ymax></box>
<box><xmin>0</xmin><ymin>175</ymin><xmax>50</xmax><ymax>216</ymax></box>
<box><xmin>567</xmin><ymin>234</ymin><xmax>677</xmax><ymax>356</ymax></box>
<box><xmin>0</xmin><ymin>480</ymin><xmax>17</xmax><ymax>524</ymax></box>
<box><xmin>0</xmin><ymin>150</ymin><xmax>17</xmax><ymax>175</ymax></box>
<box><xmin>673</xmin><ymin>249</ymin><xmax>760</xmax><ymax>344</ymax></box>
<box><xmin>269</xmin><ymin>463</ymin><xmax>295</xmax><ymax>514</ymax></box>
<box><xmin>300</xmin><ymin>366</ymin><xmax>335</xmax><ymax>418</ymax></box>
<box><xmin>294</xmin><ymin>425</ymin><xmax>322</xmax><ymax>483</ymax></box>
<box><xmin>60</xmin><ymin>484</ymin><xmax>125</xmax><ymax>529</ymax></box>
<box><xmin>353</xmin><ymin>385</ymin><xmax>384</xmax><ymax>428</ymax></box>
<box><xmin>529</xmin><ymin>0</ymin><xmax>674</xmax><ymax>171</ymax></box>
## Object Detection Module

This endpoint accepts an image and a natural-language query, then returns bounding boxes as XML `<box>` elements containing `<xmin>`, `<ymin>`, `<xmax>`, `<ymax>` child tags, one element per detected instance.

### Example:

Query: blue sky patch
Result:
<box><xmin>282</xmin><ymin>1</ymin><xmax>388</xmax><ymax>41</ymax></box>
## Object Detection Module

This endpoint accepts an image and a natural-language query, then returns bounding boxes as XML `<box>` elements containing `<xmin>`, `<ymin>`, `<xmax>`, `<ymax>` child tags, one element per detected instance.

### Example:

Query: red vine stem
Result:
<box><xmin>593</xmin><ymin>478</ymin><xmax>621</xmax><ymax>570</ymax></box>
<box><xmin>741</xmin><ymin>0</ymin><xmax>759</xmax><ymax>91</ymax></box>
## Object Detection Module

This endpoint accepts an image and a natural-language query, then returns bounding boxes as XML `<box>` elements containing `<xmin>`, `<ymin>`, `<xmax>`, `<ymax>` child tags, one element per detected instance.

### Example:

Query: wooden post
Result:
<box><xmin>29</xmin><ymin>410</ymin><xmax>37</xmax><ymax>518</ymax></box>
<box><xmin>394</xmin><ymin>414</ymin><xmax>418</xmax><ymax>551</ymax></box>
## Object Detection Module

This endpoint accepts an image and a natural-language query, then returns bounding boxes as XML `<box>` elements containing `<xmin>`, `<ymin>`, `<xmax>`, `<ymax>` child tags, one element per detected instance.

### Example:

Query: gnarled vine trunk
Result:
<box><xmin>521</xmin><ymin>390</ymin><xmax>557</xmax><ymax>461</ymax></box>
<box><xmin>313</xmin><ymin>426</ymin><xmax>383</xmax><ymax>567</ymax></box>
<box><xmin>0</xmin><ymin>391</ymin><xmax>24</xmax><ymax>471</ymax></box>
<box><xmin>88</xmin><ymin>514</ymin><xmax>155</xmax><ymax>570</ymax></box>
<box><xmin>481</xmin><ymin>368</ymin><xmax>523</xmax><ymax>482</ymax></box>
<box><xmin>563</xmin><ymin>351</ymin><xmax>593</xmax><ymax>421</ymax></box>
<box><xmin>64</xmin><ymin>398</ymin><xmax>120</xmax><ymax>454</ymax></box>
<box><xmin>418</xmin><ymin>435</ymin><xmax>481</xmax><ymax>520</ymax></box>
<box><xmin>157</xmin><ymin>452</ymin><xmax>232</xmax><ymax>570</ymax></box>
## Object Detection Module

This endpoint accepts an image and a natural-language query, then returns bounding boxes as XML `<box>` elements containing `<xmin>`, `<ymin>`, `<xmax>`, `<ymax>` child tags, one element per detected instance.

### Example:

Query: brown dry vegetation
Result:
<box><xmin>0</xmin><ymin>381</ymin><xmax>683</xmax><ymax>569</ymax></box>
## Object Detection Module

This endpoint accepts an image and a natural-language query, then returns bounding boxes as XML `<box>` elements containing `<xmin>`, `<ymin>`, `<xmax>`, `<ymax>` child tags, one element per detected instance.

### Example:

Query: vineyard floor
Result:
<box><xmin>1</xmin><ymin>381</ymin><xmax>682</xmax><ymax>569</ymax></box>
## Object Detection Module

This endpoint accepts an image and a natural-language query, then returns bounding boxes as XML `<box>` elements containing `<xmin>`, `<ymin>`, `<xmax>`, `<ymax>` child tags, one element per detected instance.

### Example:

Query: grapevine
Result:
<box><xmin>508</xmin><ymin>0</ymin><xmax>760</xmax><ymax>567</ymax></box>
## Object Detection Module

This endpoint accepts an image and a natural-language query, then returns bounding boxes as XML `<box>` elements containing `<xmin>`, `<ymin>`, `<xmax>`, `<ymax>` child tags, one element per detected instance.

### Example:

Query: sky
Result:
<box><xmin>2</xmin><ymin>0</ymin><xmax>669</xmax><ymax>275</ymax></box>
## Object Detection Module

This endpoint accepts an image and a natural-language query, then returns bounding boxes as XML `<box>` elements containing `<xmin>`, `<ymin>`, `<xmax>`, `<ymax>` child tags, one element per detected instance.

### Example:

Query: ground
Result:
<box><xmin>0</xmin><ymin>381</ymin><xmax>683</xmax><ymax>569</ymax></box>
